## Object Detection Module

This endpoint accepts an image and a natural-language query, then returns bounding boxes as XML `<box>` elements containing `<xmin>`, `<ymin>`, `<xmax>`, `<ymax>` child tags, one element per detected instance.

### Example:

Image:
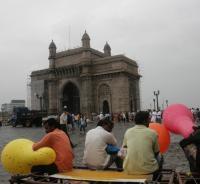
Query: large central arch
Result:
<box><xmin>62</xmin><ymin>82</ymin><xmax>80</xmax><ymax>113</ymax></box>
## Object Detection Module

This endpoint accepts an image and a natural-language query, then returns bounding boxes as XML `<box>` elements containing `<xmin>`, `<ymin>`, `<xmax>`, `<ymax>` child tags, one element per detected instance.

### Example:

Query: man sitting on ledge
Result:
<box><xmin>32</xmin><ymin>118</ymin><xmax>74</xmax><ymax>175</ymax></box>
<box><xmin>83</xmin><ymin>117</ymin><xmax>122</xmax><ymax>170</ymax></box>
<box><xmin>121</xmin><ymin>111</ymin><xmax>162</xmax><ymax>179</ymax></box>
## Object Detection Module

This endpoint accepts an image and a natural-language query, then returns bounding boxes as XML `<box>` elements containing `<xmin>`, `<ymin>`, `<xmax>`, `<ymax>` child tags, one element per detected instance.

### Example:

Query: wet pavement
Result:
<box><xmin>0</xmin><ymin>121</ymin><xmax>189</xmax><ymax>184</ymax></box>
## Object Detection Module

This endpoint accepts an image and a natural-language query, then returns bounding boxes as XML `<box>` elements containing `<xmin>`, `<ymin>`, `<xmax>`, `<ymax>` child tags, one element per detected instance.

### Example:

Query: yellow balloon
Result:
<box><xmin>1</xmin><ymin>139</ymin><xmax>56</xmax><ymax>174</ymax></box>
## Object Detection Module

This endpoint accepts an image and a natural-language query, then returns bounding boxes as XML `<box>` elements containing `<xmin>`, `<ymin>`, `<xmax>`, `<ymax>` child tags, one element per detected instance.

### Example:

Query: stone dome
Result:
<box><xmin>81</xmin><ymin>31</ymin><xmax>90</xmax><ymax>40</ymax></box>
<box><xmin>103</xmin><ymin>42</ymin><xmax>111</xmax><ymax>56</ymax></box>
<box><xmin>49</xmin><ymin>40</ymin><xmax>56</xmax><ymax>49</ymax></box>
<box><xmin>104</xmin><ymin>42</ymin><xmax>111</xmax><ymax>51</ymax></box>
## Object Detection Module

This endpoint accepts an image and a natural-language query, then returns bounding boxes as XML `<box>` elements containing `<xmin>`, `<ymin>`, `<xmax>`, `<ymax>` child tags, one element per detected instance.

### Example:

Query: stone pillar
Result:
<box><xmin>80</xmin><ymin>76</ymin><xmax>93</xmax><ymax>118</ymax></box>
<box><xmin>80</xmin><ymin>50</ymin><xmax>93</xmax><ymax>118</ymax></box>
<box><xmin>49</xmin><ymin>58</ymin><xmax>55</xmax><ymax>69</ymax></box>
<box><xmin>135</xmin><ymin>79</ymin><xmax>141</xmax><ymax>111</ymax></box>
<box><xmin>48</xmin><ymin>80</ymin><xmax>58</xmax><ymax>115</ymax></box>
<box><xmin>111</xmin><ymin>75</ymin><xmax>129</xmax><ymax>113</ymax></box>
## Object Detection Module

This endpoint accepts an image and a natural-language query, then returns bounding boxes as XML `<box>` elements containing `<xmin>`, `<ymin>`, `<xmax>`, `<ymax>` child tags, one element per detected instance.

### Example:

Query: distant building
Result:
<box><xmin>26</xmin><ymin>77</ymin><xmax>31</xmax><ymax>110</ymax></box>
<box><xmin>31</xmin><ymin>31</ymin><xmax>141</xmax><ymax>116</ymax></box>
<box><xmin>1</xmin><ymin>100</ymin><xmax>25</xmax><ymax>113</ymax></box>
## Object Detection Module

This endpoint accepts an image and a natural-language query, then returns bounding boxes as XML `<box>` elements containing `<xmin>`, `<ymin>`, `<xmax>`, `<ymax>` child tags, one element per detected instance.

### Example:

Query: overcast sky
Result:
<box><xmin>0</xmin><ymin>0</ymin><xmax>199</xmax><ymax>110</ymax></box>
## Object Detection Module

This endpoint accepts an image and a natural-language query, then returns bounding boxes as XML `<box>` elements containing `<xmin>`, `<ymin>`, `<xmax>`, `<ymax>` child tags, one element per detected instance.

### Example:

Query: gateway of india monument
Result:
<box><xmin>30</xmin><ymin>31</ymin><xmax>141</xmax><ymax>117</ymax></box>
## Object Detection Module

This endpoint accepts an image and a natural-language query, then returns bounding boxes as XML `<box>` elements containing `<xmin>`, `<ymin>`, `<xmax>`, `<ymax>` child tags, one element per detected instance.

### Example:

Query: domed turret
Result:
<box><xmin>103</xmin><ymin>42</ymin><xmax>111</xmax><ymax>56</ymax></box>
<box><xmin>81</xmin><ymin>31</ymin><xmax>90</xmax><ymax>48</ymax></box>
<box><xmin>48</xmin><ymin>40</ymin><xmax>57</xmax><ymax>68</ymax></box>
<box><xmin>49</xmin><ymin>40</ymin><xmax>57</xmax><ymax>58</ymax></box>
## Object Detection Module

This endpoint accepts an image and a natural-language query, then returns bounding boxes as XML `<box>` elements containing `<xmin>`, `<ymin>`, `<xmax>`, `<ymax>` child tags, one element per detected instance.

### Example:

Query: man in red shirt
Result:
<box><xmin>32</xmin><ymin>118</ymin><xmax>74</xmax><ymax>175</ymax></box>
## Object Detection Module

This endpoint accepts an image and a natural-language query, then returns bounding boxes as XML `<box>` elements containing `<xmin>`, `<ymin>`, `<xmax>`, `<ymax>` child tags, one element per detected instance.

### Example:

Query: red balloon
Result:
<box><xmin>149</xmin><ymin>122</ymin><xmax>170</xmax><ymax>153</ymax></box>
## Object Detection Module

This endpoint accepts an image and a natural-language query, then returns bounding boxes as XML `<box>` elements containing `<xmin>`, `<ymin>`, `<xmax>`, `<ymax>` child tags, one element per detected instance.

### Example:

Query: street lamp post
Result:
<box><xmin>154</xmin><ymin>90</ymin><xmax>160</xmax><ymax>111</ymax></box>
<box><xmin>153</xmin><ymin>98</ymin><xmax>156</xmax><ymax>110</ymax></box>
<box><xmin>35</xmin><ymin>93</ymin><xmax>43</xmax><ymax>112</ymax></box>
<box><xmin>166</xmin><ymin>100</ymin><xmax>168</xmax><ymax>107</ymax></box>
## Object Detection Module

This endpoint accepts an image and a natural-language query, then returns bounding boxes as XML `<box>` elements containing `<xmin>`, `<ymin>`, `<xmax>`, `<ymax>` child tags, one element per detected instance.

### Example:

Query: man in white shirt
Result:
<box><xmin>59</xmin><ymin>107</ymin><xmax>75</xmax><ymax>148</ymax></box>
<box><xmin>151</xmin><ymin>110</ymin><xmax>157</xmax><ymax>122</ymax></box>
<box><xmin>156</xmin><ymin>110</ymin><xmax>162</xmax><ymax>123</ymax></box>
<box><xmin>60</xmin><ymin>107</ymin><xmax>68</xmax><ymax>132</ymax></box>
<box><xmin>83</xmin><ymin>118</ymin><xmax>122</xmax><ymax>169</ymax></box>
<box><xmin>99</xmin><ymin>112</ymin><xmax>104</xmax><ymax>120</ymax></box>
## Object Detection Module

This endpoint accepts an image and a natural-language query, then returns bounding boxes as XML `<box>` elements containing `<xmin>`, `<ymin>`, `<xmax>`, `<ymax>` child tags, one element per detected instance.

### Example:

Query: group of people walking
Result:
<box><xmin>60</xmin><ymin>107</ymin><xmax>87</xmax><ymax>134</ymax></box>
<box><xmin>31</xmin><ymin>110</ymin><xmax>163</xmax><ymax>181</ymax></box>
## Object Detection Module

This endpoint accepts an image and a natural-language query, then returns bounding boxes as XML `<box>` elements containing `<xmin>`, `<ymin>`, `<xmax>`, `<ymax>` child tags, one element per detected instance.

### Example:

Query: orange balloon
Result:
<box><xmin>149</xmin><ymin>122</ymin><xmax>170</xmax><ymax>153</ymax></box>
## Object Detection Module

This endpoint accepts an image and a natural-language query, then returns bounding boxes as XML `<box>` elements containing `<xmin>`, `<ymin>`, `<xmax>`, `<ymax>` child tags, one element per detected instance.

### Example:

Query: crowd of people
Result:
<box><xmin>31</xmin><ymin>109</ymin><xmax>164</xmax><ymax>181</ymax></box>
<box><xmin>97</xmin><ymin>111</ymin><xmax>136</xmax><ymax>123</ymax></box>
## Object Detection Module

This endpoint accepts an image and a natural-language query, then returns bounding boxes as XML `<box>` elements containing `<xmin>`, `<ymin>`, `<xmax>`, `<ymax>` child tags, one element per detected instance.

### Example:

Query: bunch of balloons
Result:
<box><xmin>149</xmin><ymin>103</ymin><xmax>195</xmax><ymax>154</ymax></box>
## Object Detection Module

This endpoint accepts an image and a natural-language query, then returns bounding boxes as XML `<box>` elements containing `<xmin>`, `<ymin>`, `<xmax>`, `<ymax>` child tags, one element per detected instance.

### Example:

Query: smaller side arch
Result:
<box><xmin>98</xmin><ymin>83</ymin><xmax>111</xmax><ymax>114</ymax></box>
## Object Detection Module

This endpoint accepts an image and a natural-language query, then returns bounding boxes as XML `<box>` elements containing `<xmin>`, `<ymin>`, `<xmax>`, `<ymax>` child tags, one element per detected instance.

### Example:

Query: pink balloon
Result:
<box><xmin>163</xmin><ymin>104</ymin><xmax>194</xmax><ymax>138</ymax></box>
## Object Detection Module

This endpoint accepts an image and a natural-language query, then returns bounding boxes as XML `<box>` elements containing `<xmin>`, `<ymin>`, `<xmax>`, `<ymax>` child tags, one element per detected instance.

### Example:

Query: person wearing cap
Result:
<box><xmin>98</xmin><ymin>112</ymin><xmax>104</xmax><ymax>120</ymax></box>
<box><xmin>60</xmin><ymin>107</ymin><xmax>69</xmax><ymax>132</ymax></box>
<box><xmin>32</xmin><ymin>118</ymin><xmax>74</xmax><ymax>175</ymax></box>
<box><xmin>59</xmin><ymin>107</ymin><xmax>75</xmax><ymax>148</ymax></box>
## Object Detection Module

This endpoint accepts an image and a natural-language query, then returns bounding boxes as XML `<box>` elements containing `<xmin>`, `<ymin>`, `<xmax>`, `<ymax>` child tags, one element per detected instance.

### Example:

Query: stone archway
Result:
<box><xmin>62</xmin><ymin>82</ymin><xmax>80</xmax><ymax>113</ymax></box>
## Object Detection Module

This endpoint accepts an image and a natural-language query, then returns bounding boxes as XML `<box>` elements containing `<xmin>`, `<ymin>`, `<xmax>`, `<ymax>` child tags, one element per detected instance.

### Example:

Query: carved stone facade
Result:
<box><xmin>31</xmin><ymin>31</ymin><xmax>141</xmax><ymax>116</ymax></box>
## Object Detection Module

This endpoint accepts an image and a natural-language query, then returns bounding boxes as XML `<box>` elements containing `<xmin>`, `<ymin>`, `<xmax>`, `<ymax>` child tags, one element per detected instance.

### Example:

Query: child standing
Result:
<box><xmin>80</xmin><ymin>114</ymin><xmax>87</xmax><ymax>134</ymax></box>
